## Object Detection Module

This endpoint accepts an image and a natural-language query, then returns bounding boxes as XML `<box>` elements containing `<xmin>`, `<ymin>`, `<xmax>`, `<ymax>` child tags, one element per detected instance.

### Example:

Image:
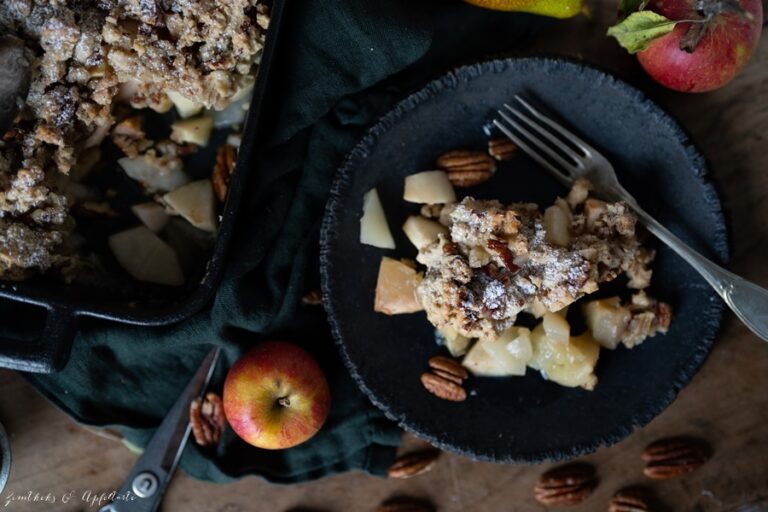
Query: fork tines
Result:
<box><xmin>493</xmin><ymin>95</ymin><xmax>591</xmax><ymax>186</ymax></box>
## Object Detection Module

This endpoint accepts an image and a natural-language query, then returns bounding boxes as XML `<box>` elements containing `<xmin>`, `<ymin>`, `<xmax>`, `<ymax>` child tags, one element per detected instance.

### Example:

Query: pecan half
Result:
<box><xmin>388</xmin><ymin>448</ymin><xmax>441</xmax><ymax>479</ymax></box>
<box><xmin>376</xmin><ymin>497</ymin><xmax>434</xmax><ymax>512</ymax></box>
<box><xmin>190</xmin><ymin>392</ymin><xmax>225</xmax><ymax>448</ymax></box>
<box><xmin>486</xmin><ymin>238</ymin><xmax>520</xmax><ymax>273</ymax></box>
<box><xmin>436</xmin><ymin>149</ymin><xmax>496</xmax><ymax>188</ymax></box>
<box><xmin>656</xmin><ymin>302</ymin><xmax>672</xmax><ymax>332</ymax></box>
<box><xmin>2</xmin><ymin>127</ymin><xmax>23</xmax><ymax>143</ymax></box>
<box><xmin>488</xmin><ymin>137</ymin><xmax>517</xmax><ymax>161</ymax></box>
<box><xmin>641</xmin><ymin>436</ymin><xmax>710</xmax><ymax>479</ymax></box>
<box><xmin>428</xmin><ymin>355</ymin><xmax>469</xmax><ymax>380</ymax></box>
<box><xmin>420</xmin><ymin>372</ymin><xmax>466</xmax><ymax>402</ymax></box>
<box><xmin>608</xmin><ymin>488</ymin><xmax>649</xmax><ymax>512</ymax></box>
<box><xmin>212</xmin><ymin>143</ymin><xmax>237</xmax><ymax>202</ymax></box>
<box><xmin>534</xmin><ymin>462</ymin><xmax>597</xmax><ymax>506</ymax></box>
<box><xmin>442</xmin><ymin>241</ymin><xmax>460</xmax><ymax>256</ymax></box>
<box><xmin>432</xmin><ymin>368</ymin><xmax>463</xmax><ymax>385</ymax></box>
<box><xmin>301</xmin><ymin>289</ymin><xmax>323</xmax><ymax>306</ymax></box>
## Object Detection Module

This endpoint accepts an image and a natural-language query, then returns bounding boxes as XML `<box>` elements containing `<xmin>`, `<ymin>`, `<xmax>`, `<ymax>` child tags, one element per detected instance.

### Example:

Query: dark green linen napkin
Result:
<box><xmin>20</xmin><ymin>0</ymin><xmax>550</xmax><ymax>483</ymax></box>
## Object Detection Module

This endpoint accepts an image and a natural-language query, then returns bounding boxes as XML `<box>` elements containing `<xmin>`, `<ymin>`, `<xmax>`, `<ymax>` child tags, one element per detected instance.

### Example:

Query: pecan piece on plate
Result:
<box><xmin>189</xmin><ymin>392</ymin><xmax>225</xmax><ymax>448</ymax></box>
<box><xmin>421</xmin><ymin>355</ymin><xmax>469</xmax><ymax>401</ymax></box>
<box><xmin>376</xmin><ymin>496</ymin><xmax>434</xmax><ymax>512</ymax></box>
<box><xmin>212</xmin><ymin>143</ymin><xmax>237</xmax><ymax>202</ymax></box>
<box><xmin>641</xmin><ymin>436</ymin><xmax>711</xmax><ymax>479</ymax></box>
<box><xmin>420</xmin><ymin>372</ymin><xmax>466</xmax><ymax>402</ymax></box>
<box><xmin>388</xmin><ymin>448</ymin><xmax>441</xmax><ymax>479</ymax></box>
<box><xmin>533</xmin><ymin>462</ymin><xmax>597</xmax><ymax>506</ymax></box>
<box><xmin>428</xmin><ymin>355</ymin><xmax>469</xmax><ymax>380</ymax></box>
<box><xmin>608</xmin><ymin>488</ymin><xmax>649</xmax><ymax>512</ymax></box>
<box><xmin>436</xmin><ymin>149</ymin><xmax>497</xmax><ymax>188</ymax></box>
<box><xmin>488</xmin><ymin>137</ymin><xmax>517</xmax><ymax>161</ymax></box>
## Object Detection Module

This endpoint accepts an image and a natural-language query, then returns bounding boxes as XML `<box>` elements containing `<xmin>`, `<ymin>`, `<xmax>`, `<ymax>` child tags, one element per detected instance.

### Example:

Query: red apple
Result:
<box><xmin>637</xmin><ymin>0</ymin><xmax>762</xmax><ymax>92</ymax></box>
<box><xmin>223</xmin><ymin>341</ymin><xmax>331</xmax><ymax>449</ymax></box>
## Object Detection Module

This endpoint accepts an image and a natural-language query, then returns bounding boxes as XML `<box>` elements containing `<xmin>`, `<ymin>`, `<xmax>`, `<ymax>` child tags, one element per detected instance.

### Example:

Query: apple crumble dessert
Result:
<box><xmin>415</xmin><ymin>180</ymin><xmax>653</xmax><ymax>340</ymax></box>
<box><xmin>0</xmin><ymin>0</ymin><xmax>269</xmax><ymax>282</ymax></box>
<box><xmin>365</xmin><ymin>145</ymin><xmax>671</xmax><ymax>393</ymax></box>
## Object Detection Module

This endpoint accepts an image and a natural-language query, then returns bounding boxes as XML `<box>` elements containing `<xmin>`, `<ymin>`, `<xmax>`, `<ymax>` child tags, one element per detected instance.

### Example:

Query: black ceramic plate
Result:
<box><xmin>320</xmin><ymin>57</ymin><xmax>728</xmax><ymax>462</ymax></box>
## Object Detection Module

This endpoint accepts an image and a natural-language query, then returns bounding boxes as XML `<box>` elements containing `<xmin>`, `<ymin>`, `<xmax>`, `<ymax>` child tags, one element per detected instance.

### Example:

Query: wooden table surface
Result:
<box><xmin>1</xmin><ymin>5</ymin><xmax>767</xmax><ymax>512</ymax></box>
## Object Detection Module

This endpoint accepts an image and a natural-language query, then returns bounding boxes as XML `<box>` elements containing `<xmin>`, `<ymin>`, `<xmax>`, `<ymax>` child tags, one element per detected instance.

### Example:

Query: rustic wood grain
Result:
<box><xmin>1</xmin><ymin>4</ymin><xmax>767</xmax><ymax>511</ymax></box>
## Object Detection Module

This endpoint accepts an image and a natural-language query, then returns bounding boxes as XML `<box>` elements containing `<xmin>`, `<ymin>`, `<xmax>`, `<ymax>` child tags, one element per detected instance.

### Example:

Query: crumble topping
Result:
<box><xmin>416</xmin><ymin>179</ymin><xmax>653</xmax><ymax>340</ymax></box>
<box><xmin>0</xmin><ymin>0</ymin><xmax>268</xmax><ymax>280</ymax></box>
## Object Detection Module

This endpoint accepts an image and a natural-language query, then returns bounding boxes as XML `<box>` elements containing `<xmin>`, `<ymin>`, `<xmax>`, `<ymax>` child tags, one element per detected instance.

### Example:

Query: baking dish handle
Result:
<box><xmin>0</xmin><ymin>307</ymin><xmax>77</xmax><ymax>373</ymax></box>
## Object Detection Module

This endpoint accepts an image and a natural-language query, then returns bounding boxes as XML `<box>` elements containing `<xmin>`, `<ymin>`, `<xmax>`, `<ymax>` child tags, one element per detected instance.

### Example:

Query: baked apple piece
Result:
<box><xmin>167</xmin><ymin>90</ymin><xmax>204</xmax><ymax>119</ymax></box>
<box><xmin>543</xmin><ymin>198</ymin><xmax>572</xmax><ymax>247</ymax></box>
<box><xmin>403</xmin><ymin>171</ymin><xmax>457</xmax><ymax>204</ymax></box>
<box><xmin>131</xmin><ymin>202</ymin><xmax>169</xmax><ymax>233</ymax></box>
<box><xmin>360</xmin><ymin>188</ymin><xmax>395</xmax><ymax>249</ymax></box>
<box><xmin>436</xmin><ymin>325</ymin><xmax>471</xmax><ymax>358</ymax></box>
<box><xmin>528</xmin><ymin>314</ymin><xmax>600</xmax><ymax>390</ymax></box>
<box><xmin>462</xmin><ymin>326</ymin><xmax>532</xmax><ymax>377</ymax></box>
<box><xmin>170</xmin><ymin>116</ymin><xmax>214</xmax><ymax>146</ymax></box>
<box><xmin>582</xmin><ymin>297</ymin><xmax>632</xmax><ymax>350</ymax></box>
<box><xmin>163</xmin><ymin>180</ymin><xmax>217</xmax><ymax>232</ymax></box>
<box><xmin>374</xmin><ymin>257</ymin><xmax>423</xmax><ymax>315</ymax></box>
<box><xmin>109</xmin><ymin>226</ymin><xmax>184</xmax><ymax>286</ymax></box>
<box><xmin>118</xmin><ymin>152</ymin><xmax>190</xmax><ymax>193</ymax></box>
<box><xmin>403</xmin><ymin>216</ymin><xmax>448</xmax><ymax>250</ymax></box>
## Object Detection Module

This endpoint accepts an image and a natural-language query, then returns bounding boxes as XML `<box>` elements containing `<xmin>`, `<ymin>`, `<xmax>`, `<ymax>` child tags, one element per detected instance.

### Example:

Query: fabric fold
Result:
<box><xmin>20</xmin><ymin>0</ymin><xmax>550</xmax><ymax>483</ymax></box>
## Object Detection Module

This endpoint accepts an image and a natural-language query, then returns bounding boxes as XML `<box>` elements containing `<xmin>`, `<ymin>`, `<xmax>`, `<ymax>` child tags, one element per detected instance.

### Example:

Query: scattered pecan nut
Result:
<box><xmin>428</xmin><ymin>355</ymin><xmax>469</xmax><ymax>380</ymax></box>
<box><xmin>431</xmin><ymin>368</ymin><xmax>464</xmax><ymax>385</ymax></box>
<box><xmin>655</xmin><ymin>302</ymin><xmax>672</xmax><ymax>332</ymax></box>
<box><xmin>189</xmin><ymin>392</ymin><xmax>225</xmax><ymax>448</ymax></box>
<box><xmin>533</xmin><ymin>462</ymin><xmax>597</xmax><ymax>506</ymax></box>
<box><xmin>301</xmin><ymin>289</ymin><xmax>323</xmax><ymax>306</ymax></box>
<box><xmin>376</xmin><ymin>496</ymin><xmax>434</xmax><ymax>512</ymax></box>
<box><xmin>2</xmin><ymin>126</ymin><xmax>23</xmax><ymax>143</ymax></box>
<box><xmin>641</xmin><ymin>436</ymin><xmax>711</xmax><ymax>479</ymax></box>
<box><xmin>488</xmin><ymin>137</ymin><xmax>517</xmax><ymax>161</ymax></box>
<box><xmin>436</xmin><ymin>149</ymin><xmax>497</xmax><ymax>188</ymax></box>
<box><xmin>486</xmin><ymin>238</ymin><xmax>520</xmax><ymax>273</ymax></box>
<box><xmin>608</xmin><ymin>488</ymin><xmax>649</xmax><ymax>512</ymax></box>
<box><xmin>387</xmin><ymin>448</ymin><xmax>441</xmax><ymax>479</ymax></box>
<box><xmin>420</xmin><ymin>372</ymin><xmax>466</xmax><ymax>402</ymax></box>
<box><xmin>212</xmin><ymin>143</ymin><xmax>237</xmax><ymax>202</ymax></box>
<box><xmin>70</xmin><ymin>199</ymin><xmax>118</xmax><ymax>218</ymax></box>
<box><xmin>421</xmin><ymin>355</ymin><xmax>469</xmax><ymax>401</ymax></box>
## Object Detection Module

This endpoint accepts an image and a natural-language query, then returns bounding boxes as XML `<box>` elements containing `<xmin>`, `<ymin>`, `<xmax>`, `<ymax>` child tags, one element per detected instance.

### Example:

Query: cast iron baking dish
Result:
<box><xmin>0</xmin><ymin>0</ymin><xmax>285</xmax><ymax>374</ymax></box>
<box><xmin>320</xmin><ymin>57</ymin><xmax>728</xmax><ymax>462</ymax></box>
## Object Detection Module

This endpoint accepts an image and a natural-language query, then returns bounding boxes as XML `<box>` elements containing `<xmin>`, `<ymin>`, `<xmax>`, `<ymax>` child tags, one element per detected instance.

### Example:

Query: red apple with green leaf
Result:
<box><xmin>609</xmin><ymin>0</ymin><xmax>763</xmax><ymax>92</ymax></box>
<box><xmin>223</xmin><ymin>341</ymin><xmax>331</xmax><ymax>449</ymax></box>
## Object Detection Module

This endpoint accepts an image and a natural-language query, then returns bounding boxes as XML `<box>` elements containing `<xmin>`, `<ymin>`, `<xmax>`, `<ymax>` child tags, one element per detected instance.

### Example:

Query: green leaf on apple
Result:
<box><xmin>607</xmin><ymin>11</ymin><xmax>678</xmax><ymax>54</ymax></box>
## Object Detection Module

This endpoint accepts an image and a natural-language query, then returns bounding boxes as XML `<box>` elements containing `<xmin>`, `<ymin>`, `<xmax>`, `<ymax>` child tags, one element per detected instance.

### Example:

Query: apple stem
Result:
<box><xmin>680</xmin><ymin>0</ymin><xmax>752</xmax><ymax>53</ymax></box>
<box><xmin>277</xmin><ymin>397</ymin><xmax>291</xmax><ymax>408</ymax></box>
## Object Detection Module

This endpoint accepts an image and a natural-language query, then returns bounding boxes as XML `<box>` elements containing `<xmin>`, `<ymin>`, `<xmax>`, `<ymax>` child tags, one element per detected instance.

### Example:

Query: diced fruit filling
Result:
<box><xmin>374</xmin><ymin>257</ymin><xmax>424</xmax><ymax>315</ymax></box>
<box><xmin>360</xmin><ymin>188</ymin><xmax>396</xmax><ymax>249</ymax></box>
<box><xmin>367</xmin><ymin>152</ymin><xmax>672</xmax><ymax>393</ymax></box>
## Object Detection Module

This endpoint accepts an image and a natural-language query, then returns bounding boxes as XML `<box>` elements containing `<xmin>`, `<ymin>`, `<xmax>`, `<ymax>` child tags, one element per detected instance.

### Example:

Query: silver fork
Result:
<box><xmin>494</xmin><ymin>95</ymin><xmax>768</xmax><ymax>343</ymax></box>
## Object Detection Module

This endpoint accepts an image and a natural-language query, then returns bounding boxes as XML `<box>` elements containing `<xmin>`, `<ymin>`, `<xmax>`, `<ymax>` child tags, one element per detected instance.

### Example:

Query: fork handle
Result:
<box><xmin>623</xmin><ymin>194</ymin><xmax>768</xmax><ymax>342</ymax></box>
